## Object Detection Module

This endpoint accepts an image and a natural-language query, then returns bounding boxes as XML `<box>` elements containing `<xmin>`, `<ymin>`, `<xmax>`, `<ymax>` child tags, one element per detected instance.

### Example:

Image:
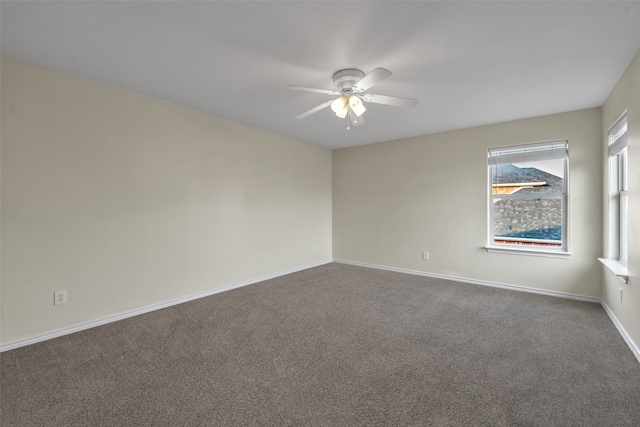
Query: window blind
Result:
<box><xmin>488</xmin><ymin>141</ymin><xmax>568</xmax><ymax>165</ymax></box>
<box><xmin>609</xmin><ymin>115</ymin><xmax>627</xmax><ymax>157</ymax></box>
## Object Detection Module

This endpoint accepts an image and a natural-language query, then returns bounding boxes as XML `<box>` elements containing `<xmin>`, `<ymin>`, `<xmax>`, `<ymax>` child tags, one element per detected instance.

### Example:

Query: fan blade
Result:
<box><xmin>362</xmin><ymin>93</ymin><xmax>418</xmax><ymax>108</ymax></box>
<box><xmin>294</xmin><ymin>99</ymin><xmax>335</xmax><ymax>119</ymax></box>
<box><xmin>288</xmin><ymin>85</ymin><xmax>340</xmax><ymax>96</ymax></box>
<box><xmin>352</xmin><ymin>68</ymin><xmax>392</xmax><ymax>91</ymax></box>
<box><xmin>348</xmin><ymin>108</ymin><xmax>365</xmax><ymax>126</ymax></box>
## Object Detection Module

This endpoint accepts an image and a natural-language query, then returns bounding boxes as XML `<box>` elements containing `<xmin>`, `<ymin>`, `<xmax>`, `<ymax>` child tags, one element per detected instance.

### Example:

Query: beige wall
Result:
<box><xmin>602</xmin><ymin>50</ymin><xmax>640</xmax><ymax>350</ymax></box>
<box><xmin>333</xmin><ymin>108</ymin><xmax>603</xmax><ymax>298</ymax></box>
<box><xmin>3</xmin><ymin>51</ymin><xmax>638</xmax><ymax>353</ymax></box>
<box><xmin>1</xmin><ymin>57</ymin><xmax>332</xmax><ymax>344</ymax></box>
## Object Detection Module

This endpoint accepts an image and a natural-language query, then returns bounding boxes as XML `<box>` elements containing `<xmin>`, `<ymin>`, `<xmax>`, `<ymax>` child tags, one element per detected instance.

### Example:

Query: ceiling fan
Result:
<box><xmin>288</xmin><ymin>68</ymin><xmax>418</xmax><ymax>129</ymax></box>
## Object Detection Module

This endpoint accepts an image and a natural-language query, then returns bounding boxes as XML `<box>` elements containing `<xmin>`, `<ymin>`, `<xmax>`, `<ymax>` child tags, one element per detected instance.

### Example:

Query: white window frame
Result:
<box><xmin>598</xmin><ymin>114</ymin><xmax>628</xmax><ymax>283</ymax></box>
<box><xmin>486</xmin><ymin>140</ymin><xmax>570</xmax><ymax>258</ymax></box>
<box><xmin>609</xmin><ymin>115</ymin><xmax>628</xmax><ymax>266</ymax></box>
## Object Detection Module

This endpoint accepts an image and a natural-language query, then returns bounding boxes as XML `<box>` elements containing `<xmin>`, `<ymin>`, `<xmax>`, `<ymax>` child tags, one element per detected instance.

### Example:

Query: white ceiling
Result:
<box><xmin>2</xmin><ymin>1</ymin><xmax>640</xmax><ymax>150</ymax></box>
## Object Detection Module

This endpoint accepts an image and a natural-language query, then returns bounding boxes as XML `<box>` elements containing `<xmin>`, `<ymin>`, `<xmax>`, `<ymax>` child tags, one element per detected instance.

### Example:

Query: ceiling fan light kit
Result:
<box><xmin>289</xmin><ymin>67</ymin><xmax>418</xmax><ymax>128</ymax></box>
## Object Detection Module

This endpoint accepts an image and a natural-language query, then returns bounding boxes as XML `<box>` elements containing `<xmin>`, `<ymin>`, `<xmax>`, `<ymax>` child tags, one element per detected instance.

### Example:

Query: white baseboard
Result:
<box><xmin>334</xmin><ymin>259</ymin><xmax>601</xmax><ymax>303</ymax></box>
<box><xmin>600</xmin><ymin>300</ymin><xmax>640</xmax><ymax>364</ymax></box>
<box><xmin>5</xmin><ymin>258</ymin><xmax>639</xmax><ymax>366</ymax></box>
<box><xmin>334</xmin><ymin>258</ymin><xmax>639</xmax><ymax>364</ymax></box>
<box><xmin>0</xmin><ymin>259</ymin><xmax>333</xmax><ymax>352</ymax></box>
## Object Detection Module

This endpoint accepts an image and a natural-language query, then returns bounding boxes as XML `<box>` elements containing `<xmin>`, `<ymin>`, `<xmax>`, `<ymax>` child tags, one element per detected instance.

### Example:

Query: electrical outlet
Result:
<box><xmin>423</xmin><ymin>251</ymin><xmax>430</xmax><ymax>260</ymax></box>
<box><xmin>54</xmin><ymin>290</ymin><xmax>67</xmax><ymax>306</ymax></box>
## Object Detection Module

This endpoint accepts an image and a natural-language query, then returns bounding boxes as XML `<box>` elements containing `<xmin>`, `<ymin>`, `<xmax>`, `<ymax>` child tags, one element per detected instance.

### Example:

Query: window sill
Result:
<box><xmin>598</xmin><ymin>258</ymin><xmax>628</xmax><ymax>284</ymax></box>
<box><xmin>485</xmin><ymin>245</ymin><xmax>571</xmax><ymax>259</ymax></box>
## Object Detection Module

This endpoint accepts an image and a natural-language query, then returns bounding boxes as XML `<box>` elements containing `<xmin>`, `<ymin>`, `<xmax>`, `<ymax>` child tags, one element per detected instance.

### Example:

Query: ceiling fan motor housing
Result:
<box><xmin>333</xmin><ymin>69</ymin><xmax>365</xmax><ymax>92</ymax></box>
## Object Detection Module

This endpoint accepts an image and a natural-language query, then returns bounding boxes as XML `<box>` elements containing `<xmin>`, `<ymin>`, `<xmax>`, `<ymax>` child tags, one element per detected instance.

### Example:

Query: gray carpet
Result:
<box><xmin>2</xmin><ymin>262</ymin><xmax>640</xmax><ymax>426</ymax></box>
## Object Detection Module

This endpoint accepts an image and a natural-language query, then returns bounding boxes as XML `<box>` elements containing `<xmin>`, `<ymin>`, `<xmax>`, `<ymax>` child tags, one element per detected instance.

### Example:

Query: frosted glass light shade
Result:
<box><xmin>348</xmin><ymin>95</ymin><xmax>366</xmax><ymax>117</ymax></box>
<box><xmin>335</xmin><ymin>105</ymin><xmax>348</xmax><ymax>118</ymax></box>
<box><xmin>331</xmin><ymin>96</ymin><xmax>347</xmax><ymax>113</ymax></box>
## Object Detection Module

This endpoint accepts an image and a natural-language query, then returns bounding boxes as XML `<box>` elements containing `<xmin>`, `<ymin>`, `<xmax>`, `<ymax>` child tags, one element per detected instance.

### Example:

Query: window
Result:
<box><xmin>609</xmin><ymin>115</ymin><xmax>628</xmax><ymax>265</ymax></box>
<box><xmin>487</xmin><ymin>141</ymin><xmax>569</xmax><ymax>256</ymax></box>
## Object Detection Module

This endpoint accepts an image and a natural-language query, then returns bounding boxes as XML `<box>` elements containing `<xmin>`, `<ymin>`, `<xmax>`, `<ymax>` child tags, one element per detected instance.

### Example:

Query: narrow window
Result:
<box><xmin>487</xmin><ymin>141</ymin><xmax>569</xmax><ymax>255</ymax></box>
<box><xmin>609</xmin><ymin>115</ymin><xmax>628</xmax><ymax>265</ymax></box>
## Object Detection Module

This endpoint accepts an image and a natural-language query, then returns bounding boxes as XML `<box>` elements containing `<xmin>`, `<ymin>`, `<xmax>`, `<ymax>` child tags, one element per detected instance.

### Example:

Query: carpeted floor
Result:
<box><xmin>2</xmin><ymin>262</ymin><xmax>640</xmax><ymax>426</ymax></box>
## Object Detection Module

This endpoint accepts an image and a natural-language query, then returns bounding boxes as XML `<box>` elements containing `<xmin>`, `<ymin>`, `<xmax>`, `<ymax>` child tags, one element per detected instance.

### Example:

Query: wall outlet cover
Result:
<box><xmin>54</xmin><ymin>290</ymin><xmax>67</xmax><ymax>306</ymax></box>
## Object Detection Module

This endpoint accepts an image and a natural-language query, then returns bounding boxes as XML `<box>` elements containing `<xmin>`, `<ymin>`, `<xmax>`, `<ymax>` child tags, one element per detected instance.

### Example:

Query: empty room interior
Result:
<box><xmin>2</xmin><ymin>1</ymin><xmax>640</xmax><ymax>425</ymax></box>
